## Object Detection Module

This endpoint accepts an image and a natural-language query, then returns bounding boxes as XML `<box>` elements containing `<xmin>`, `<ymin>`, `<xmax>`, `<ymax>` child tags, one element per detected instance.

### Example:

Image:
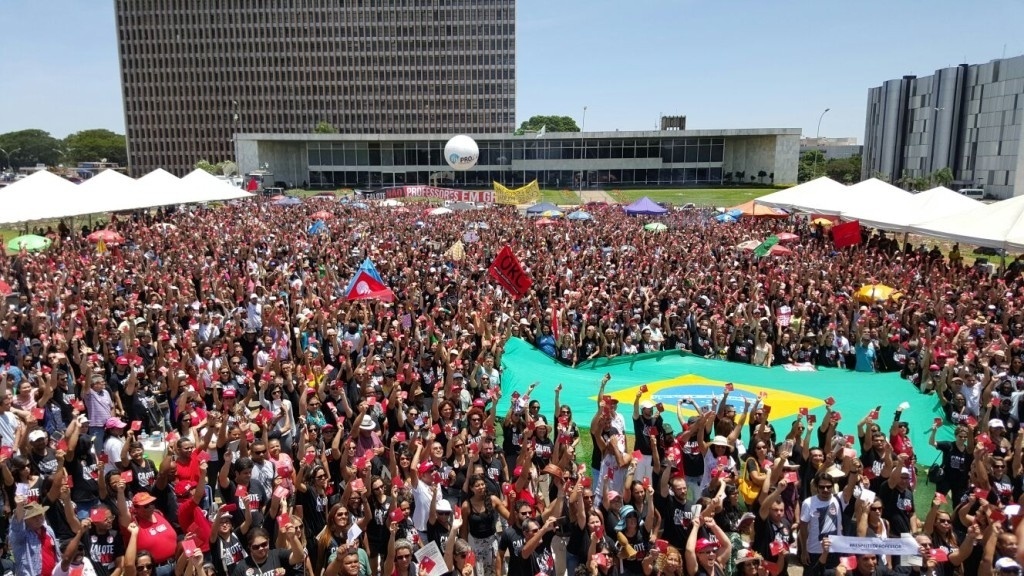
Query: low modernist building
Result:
<box><xmin>235</xmin><ymin>128</ymin><xmax>800</xmax><ymax>190</ymax></box>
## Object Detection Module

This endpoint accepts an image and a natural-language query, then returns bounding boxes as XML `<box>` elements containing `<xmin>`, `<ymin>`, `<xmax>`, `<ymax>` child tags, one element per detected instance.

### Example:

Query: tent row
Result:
<box><xmin>756</xmin><ymin>177</ymin><xmax>1024</xmax><ymax>250</ymax></box>
<box><xmin>0</xmin><ymin>168</ymin><xmax>254</xmax><ymax>225</ymax></box>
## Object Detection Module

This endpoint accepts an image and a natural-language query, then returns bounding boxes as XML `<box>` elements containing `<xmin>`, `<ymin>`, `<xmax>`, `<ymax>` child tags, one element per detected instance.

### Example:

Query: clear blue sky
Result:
<box><xmin>2</xmin><ymin>0</ymin><xmax>1023</xmax><ymax>143</ymax></box>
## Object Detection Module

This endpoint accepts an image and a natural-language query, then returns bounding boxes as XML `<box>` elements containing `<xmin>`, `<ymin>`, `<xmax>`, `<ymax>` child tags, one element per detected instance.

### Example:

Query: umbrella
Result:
<box><xmin>535</xmin><ymin>217</ymin><xmax>558</xmax><ymax>226</ymax></box>
<box><xmin>644</xmin><ymin>222</ymin><xmax>668</xmax><ymax>232</ymax></box>
<box><xmin>87</xmin><ymin>230</ymin><xmax>124</xmax><ymax>245</ymax></box>
<box><xmin>463</xmin><ymin>232</ymin><xmax>480</xmax><ymax>243</ymax></box>
<box><xmin>350</xmin><ymin>202</ymin><xmax>369</xmax><ymax>210</ymax></box>
<box><xmin>775</xmin><ymin>232</ymin><xmax>800</xmax><ymax>242</ymax></box>
<box><xmin>735</xmin><ymin>240</ymin><xmax>761</xmax><ymax>251</ymax></box>
<box><xmin>856</xmin><ymin>284</ymin><xmax>903</xmax><ymax>304</ymax></box>
<box><xmin>567</xmin><ymin>210</ymin><xmax>592</xmax><ymax>221</ymax></box>
<box><xmin>273</xmin><ymin>197</ymin><xmax>301</xmax><ymax>206</ymax></box>
<box><xmin>811</xmin><ymin>218</ymin><xmax>834</xmax><ymax>227</ymax></box>
<box><xmin>429</xmin><ymin>207</ymin><xmax>453</xmax><ymax>216</ymax></box>
<box><xmin>308</xmin><ymin>220</ymin><xmax>328</xmax><ymax>235</ymax></box>
<box><xmin>381</xmin><ymin>199</ymin><xmax>404</xmax><ymax>207</ymax></box>
<box><xmin>715</xmin><ymin>213</ymin><xmax>738</xmax><ymax>223</ymax></box>
<box><xmin>311</xmin><ymin>210</ymin><xmax>333</xmax><ymax>219</ymax></box>
<box><xmin>767</xmin><ymin>244</ymin><xmax>794</xmax><ymax>256</ymax></box>
<box><xmin>6</xmin><ymin>235</ymin><xmax>51</xmax><ymax>252</ymax></box>
<box><xmin>541</xmin><ymin>209</ymin><xmax>564</xmax><ymax>218</ymax></box>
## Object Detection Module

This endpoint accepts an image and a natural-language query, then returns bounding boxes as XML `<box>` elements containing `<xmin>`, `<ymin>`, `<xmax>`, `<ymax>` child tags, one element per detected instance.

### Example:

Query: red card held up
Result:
<box><xmin>31</xmin><ymin>408</ymin><xmax>44</xmax><ymax>420</ymax></box>
<box><xmin>419</xmin><ymin>557</ymin><xmax>436</xmax><ymax>572</ymax></box>
<box><xmin>930</xmin><ymin>548</ymin><xmax>949</xmax><ymax>563</ymax></box>
<box><xmin>639</xmin><ymin>384</ymin><xmax>649</xmax><ymax>393</ymax></box>
<box><xmin>394</xmin><ymin>432</ymin><xmax>407</xmax><ymax>443</ymax></box>
<box><xmin>277</xmin><ymin>512</ymin><xmax>291</xmax><ymax>529</ymax></box>
<box><xmin>57</xmin><ymin>439</ymin><xmax>68</xmax><ymax>452</ymax></box>
<box><xmin>89</xmin><ymin>508</ymin><xmax>106</xmax><ymax>523</ymax></box>
<box><xmin>840</xmin><ymin>556</ymin><xmax>858</xmax><ymax>570</ymax></box>
<box><xmin>632</xmin><ymin>450</ymin><xmax>642</xmax><ymax>461</ymax></box>
<box><xmin>464</xmin><ymin>551</ymin><xmax>475</xmax><ymax>567</ymax></box>
<box><xmin>121</xmin><ymin>470</ymin><xmax>134</xmax><ymax>483</ymax></box>
<box><xmin>235</xmin><ymin>486</ymin><xmax>248</xmax><ymax>499</ymax></box>
<box><xmin>655</xmin><ymin>539</ymin><xmax>668</xmax><ymax>553</ymax></box>
<box><xmin>798</xmin><ymin>407</ymin><xmax>808</xmax><ymax>417</ymax></box>
<box><xmin>769</xmin><ymin>540</ymin><xmax>787</xmax><ymax>557</ymax></box>
<box><xmin>303</xmin><ymin>452</ymin><xmax>315</xmax><ymax>466</ymax></box>
<box><xmin>824</xmin><ymin>396</ymin><xmax>835</xmax><ymax>406</ymax></box>
<box><xmin>131</xmin><ymin>421</ymin><xmax>142</xmax><ymax>432</ymax></box>
<box><xmin>725</xmin><ymin>383</ymin><xmax>734</xmax><ymax>392</ymax></box>
<box><xmin>594</xmin><ymin>525</ymin><xmax>605</xmax><ymax>540</ymax></box>
<box><xmin>181</xmin><ymin>538</ymin><xmax>199</xmax><ymax>557</ymax></box>
<box><xmin>98</xmin><ymin>452</ymin><xmax>109</xmax><ymax>464</ymax></box>
<box><xmin>390</xmin><ymin>507</ymin><xmax>406</xmax><ymax>523</ymax></box>
<box><xmin>784</xmin><ymin>472</ymin><xmax>798</xmax><ymax>484</ymax></box>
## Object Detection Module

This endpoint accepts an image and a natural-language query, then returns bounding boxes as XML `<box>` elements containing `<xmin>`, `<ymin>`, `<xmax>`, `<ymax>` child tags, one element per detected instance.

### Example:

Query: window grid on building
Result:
<box><xmin>115</xmin><ymin>0</ymin><xmax>516</xmax><ymax>176</ymax></box>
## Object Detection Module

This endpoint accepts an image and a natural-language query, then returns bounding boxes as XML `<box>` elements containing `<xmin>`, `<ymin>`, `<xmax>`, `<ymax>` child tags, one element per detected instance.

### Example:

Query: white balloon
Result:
<box><xmin>444</xmin><ymin>135</ymin><xmax>479</xmax><ymax>171</ymax></box>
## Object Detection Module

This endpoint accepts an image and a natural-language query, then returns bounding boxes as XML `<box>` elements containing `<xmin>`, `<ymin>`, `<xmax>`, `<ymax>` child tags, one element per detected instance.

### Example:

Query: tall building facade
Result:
<box><xmin>114</xmin><ymin>0</ymin><xmax>516</xmax><ymax>176</ymax></box>
<box><xmin>862</xmin><ymin>55</ymin><xmax>1024</xmax><ymax>198</ymax></box>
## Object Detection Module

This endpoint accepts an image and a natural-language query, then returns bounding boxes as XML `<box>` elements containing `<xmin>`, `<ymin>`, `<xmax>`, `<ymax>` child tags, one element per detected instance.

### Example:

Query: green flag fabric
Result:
<box><xmin>753</xmin><ymin>235</ymin><xmax>779</xmax><ymax>258</ymax></box>
<box><xmin>497</xmin><ymin>337</ymin><xmax>945</xmax><ymax>463</ymax></box>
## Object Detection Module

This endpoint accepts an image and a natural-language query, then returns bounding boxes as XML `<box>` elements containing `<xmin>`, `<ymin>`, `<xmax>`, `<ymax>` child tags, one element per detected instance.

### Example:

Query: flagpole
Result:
<box><xmin>579</xmin><ymin>106</ymin><xmax>587</xmax><ymax>204</ymax></box>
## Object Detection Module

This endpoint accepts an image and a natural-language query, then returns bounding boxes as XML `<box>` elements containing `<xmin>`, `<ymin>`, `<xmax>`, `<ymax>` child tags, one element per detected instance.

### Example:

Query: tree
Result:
<box><xmin>931</xmin><ymin>167</ymin><xmax>954</xmax><ymax>187</ymax></box>
<box><xmin>757</xmin><ymin>170</ymin><xmax>767</xmax><ymax>184</ymax></box>
<box><xmin>797</xmin><ymin>150</ymin><xmax>826</xmax><ymax>182</ymax></box>
<box><xmin>216</xmin><ymin>160</ymin><xmax>238</xmax><ymax>176</ymax></box>
<box><xmin>518</xmin><ymin>115</ymin><xmax>580</xmax><ymax>133</ymax></box>
<box><xmin>195</xmin><ymin>160</ymin><xmax>219</xmax><ymax>175</ymax></box>
<box><xmin>823</xmin><ymin>155</ymin><xmax>861</xmax><ymax>185</ymax></box>
<box><xmin>314</xmin><ymin>121</ymin><xmax>337</xmax><ymax>134</ymax></box>
<box><xmin>0</xmin><ymin>129</ymin><xmax>64</xmax><ymax>169</ymax></box>
<box><xmin>63</xmin><ymin>129</ymin><xmax>127</xmax><ymax>165</ymax></box>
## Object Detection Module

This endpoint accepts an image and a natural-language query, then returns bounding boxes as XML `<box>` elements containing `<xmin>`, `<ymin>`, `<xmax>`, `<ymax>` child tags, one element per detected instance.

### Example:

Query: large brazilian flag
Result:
<box><xmin>497</xmin><ymin>338</ymin><xmax>947</xmax><ymax>463</ymax></box>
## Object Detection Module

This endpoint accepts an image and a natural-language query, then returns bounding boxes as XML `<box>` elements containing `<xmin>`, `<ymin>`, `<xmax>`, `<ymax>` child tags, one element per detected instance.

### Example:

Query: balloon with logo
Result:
<box><xmin>444</xmin><ymin>135</ymin><xmax>479</xmax><ymax>171</ymax></box>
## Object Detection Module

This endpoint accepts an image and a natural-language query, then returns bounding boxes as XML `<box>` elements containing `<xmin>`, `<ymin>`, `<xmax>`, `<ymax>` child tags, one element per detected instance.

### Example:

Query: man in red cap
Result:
<box><xmin>116</xmin><ymin>489</ymin><xmax>178</xmax><ymax>573</ymax></box>
<box><xmin>408</xmin><ymin>442</ymin><xmax>442</xmax><ymax>538</ymax></box>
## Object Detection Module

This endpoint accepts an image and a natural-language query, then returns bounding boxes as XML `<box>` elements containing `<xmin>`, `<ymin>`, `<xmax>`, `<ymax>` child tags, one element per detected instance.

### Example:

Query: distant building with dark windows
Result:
<box><xmin>113</xmin><ymin>0</ymin><xmax>516</xmax><ymax>176</ymax></box>
<box><xmin>863</xmin><ymin>55</ymin><xmax>1024</xmax><ymax>198</ymax></box>
<box><xmin>235</xmin><ymin>129</ymin><xmax>800</xmax><ymax>190</ymax></box>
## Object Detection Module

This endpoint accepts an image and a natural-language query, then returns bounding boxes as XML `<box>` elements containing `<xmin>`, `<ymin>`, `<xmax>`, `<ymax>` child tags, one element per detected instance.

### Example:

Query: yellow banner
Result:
<box><xmin>493</xmin><ymin>180</ymin><xmax>540</xmax><ymax>205</ymax></box>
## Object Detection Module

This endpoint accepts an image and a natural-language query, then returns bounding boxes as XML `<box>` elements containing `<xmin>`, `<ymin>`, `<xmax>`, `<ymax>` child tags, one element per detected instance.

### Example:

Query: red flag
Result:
<box><xmin>344</xmin><ymin>270</ymin><xmax>396</xmax><ymax>302</ymax></box>
<box><xmin>488</xmin><ymin>245</ymin><xmax>532</xmax><ymax>298</ymax></box>
<box><xmin>551</xmin><ymin>304</ymin><xmax>560</xmax><ymax>341</ymax></box>
<box><xmin>247</xmin><ymin>178</ymin><xmax>259</xmax><ymax>192</ymax></box>
<box><xmin>832</xmin><ymin>220</ymin><xmax>861</xmax><ymax>249</ymax></box>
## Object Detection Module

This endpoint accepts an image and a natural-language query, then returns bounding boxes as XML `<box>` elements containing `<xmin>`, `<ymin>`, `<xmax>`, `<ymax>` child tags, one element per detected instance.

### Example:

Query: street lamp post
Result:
<box><xmin>579</xmin><ymin>106</ymin><xmax>587</xmax><ymax>200</ymax></box>
<box><xmin>813</xmin><ymin>108</ymin><xmax>830</xmax><ymax>179</ymax></box>
<box><xmin>0</xmin><ymin>147</ymin><xmax>21</xmax><ymax>171</ymax></box>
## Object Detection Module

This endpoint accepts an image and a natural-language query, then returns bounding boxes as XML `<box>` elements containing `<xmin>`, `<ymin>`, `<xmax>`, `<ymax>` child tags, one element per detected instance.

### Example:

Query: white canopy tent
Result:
<box><xmin>833</xmin><ymin>179</ymin><xmax>916</xmax><ymax>230</ymax></box>
<box><xmin>910</xmin><ymin>195</ymin><xmax>1024</xmax><ymax>250</ymax></box>
<box><xmin>178</xmin><ymin>169</ymin><xmax>253</xmax><ymax>203</ymax></box>
<box><xmin>0</xmin><ymin>170</ymin><xmax>80</xmax><ymax>224</ymax></box>
<box><xmin>75</xmin><ymin>169</ymin><xmax>145</xmax><ymax>215</ymax></box>
<box><xmin>755</xmin><ymin>177</ymin><xmax>846</xmax><ymax>212</ymax></box>
<box><xmin>136</xmin><ymin>168</ymin><xmax>186</xmax><ymax>206</ymax></box>
<box><xmin>904</xmin><ymin>187</ymin><xmax>983</xmax><ymax>228</ymax></box>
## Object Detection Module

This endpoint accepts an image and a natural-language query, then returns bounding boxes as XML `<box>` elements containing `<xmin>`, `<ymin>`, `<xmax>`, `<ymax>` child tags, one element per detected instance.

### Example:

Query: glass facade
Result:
<box><xmin>305</xmin><ymin>137</ymin><xmax>726</xmax><ymax>188</ymax></box>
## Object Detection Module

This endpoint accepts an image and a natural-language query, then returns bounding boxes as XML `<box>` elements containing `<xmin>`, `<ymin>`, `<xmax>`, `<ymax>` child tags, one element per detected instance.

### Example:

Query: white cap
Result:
<box><xmin>990</xmin><ymin>418</ymin><xmax>1006</xmax><ymax>429</ymax></box>
<box><xmin>995</xmin><ymin>558</ymin><xmax>1021</xmax><ymax>570</ymax></box>
<box><xmin>28</xmin><ymin>430</ymin><xmax>47</xmax><ymax>442</ymax></box>
<box><xmin>899</xmin><ymin>467</ymin><xmax>912</xmax><ymax>477</ymax></box>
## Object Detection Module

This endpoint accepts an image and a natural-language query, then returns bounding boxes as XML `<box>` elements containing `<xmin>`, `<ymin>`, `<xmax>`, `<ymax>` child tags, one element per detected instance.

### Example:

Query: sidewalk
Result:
<box><xmin>578</xmin><ymin>189</ymin><xmax>617</xmax><ymax>203</ymax></box>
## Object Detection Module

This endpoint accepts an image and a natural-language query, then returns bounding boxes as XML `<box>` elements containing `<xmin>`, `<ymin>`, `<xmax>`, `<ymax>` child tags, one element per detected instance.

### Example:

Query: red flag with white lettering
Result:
<box><xmin>488</xmin><ymin>245</ymin><xmax>532</xmax><ymax>299</ymax></box>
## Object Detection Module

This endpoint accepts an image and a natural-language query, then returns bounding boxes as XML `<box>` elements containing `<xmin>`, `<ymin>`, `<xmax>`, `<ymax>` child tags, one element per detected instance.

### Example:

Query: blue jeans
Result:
<box><xmin>88</xmin><ymin>426</ymin><xmax>106</xmax><ymax>451</ymax></box>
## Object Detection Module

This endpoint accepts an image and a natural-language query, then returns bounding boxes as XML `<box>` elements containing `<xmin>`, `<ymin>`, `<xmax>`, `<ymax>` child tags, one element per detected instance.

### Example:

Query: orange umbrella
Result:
<box><xmin>727</xmin><ymin>200</ymin><xmax>789</xmax><ymax>218</ymax></box>
<box><xmin>535</xmin><ymin>217</ymin><xmax>558</xmax><ymax>226</ymax></box>
<box><xmin>775</xmin><ymin>232</ymin><xmax>800</xmax><ymax>242</ymax></box>
<box><xmin>768</xmin><ymin>244</ymin><xmax>793</xmax><ymax>256</ymax></box>
<box><xmin>311</xmin><ymin>210</ymin><xmax>333</xmax><ymax>219</ymax></box>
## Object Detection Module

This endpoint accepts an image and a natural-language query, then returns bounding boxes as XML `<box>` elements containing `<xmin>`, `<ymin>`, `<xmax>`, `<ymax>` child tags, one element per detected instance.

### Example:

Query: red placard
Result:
<box><xmin>832</xmin><ymin>220</ymin><xmax>862</xmax><ymax>249</ymax></box>
<box><xmin>487</xmin><ymin>246</ymin><xmax>532</xmax><ymax>299</ymax></box>
<box><xmin>121</xmin><ymin>470</ymin><xmax>134</xmax><ymax>483</ymax></box>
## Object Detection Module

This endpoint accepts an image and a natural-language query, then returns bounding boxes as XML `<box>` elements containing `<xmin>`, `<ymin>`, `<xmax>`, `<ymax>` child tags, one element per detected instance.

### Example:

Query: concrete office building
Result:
<box><xmin>235</xmin><ymin>128</ymin><xmax>800</xmax><ymax>190</ymax></box>
<box><xmin>113</xmin><ymin>0</ymin><xmax>516</xmax><ymax>176</ymax></box>
<box><xmin>799</xmin><ymin>137</ymin><xmax>862</xmax><ymax>160</ymax></box>
<box><xmin>863</xmin><ymin>55</ymin><xmax>1024</xmax><ymax>198</ymax></box>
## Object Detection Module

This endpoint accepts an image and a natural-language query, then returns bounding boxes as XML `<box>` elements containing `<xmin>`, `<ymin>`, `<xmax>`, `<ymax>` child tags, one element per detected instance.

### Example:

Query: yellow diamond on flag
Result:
<box><xmin>597</xmin><ymin>374</ymin><xmax>823</xmax><ymax>422</ymax></box>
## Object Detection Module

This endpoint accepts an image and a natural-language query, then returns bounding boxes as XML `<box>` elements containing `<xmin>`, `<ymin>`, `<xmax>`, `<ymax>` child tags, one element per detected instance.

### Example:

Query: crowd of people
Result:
<box><xmin>1</xmin><ymin>196</ymin><xmax>1023</xmax><ymax>576</ymax></box>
